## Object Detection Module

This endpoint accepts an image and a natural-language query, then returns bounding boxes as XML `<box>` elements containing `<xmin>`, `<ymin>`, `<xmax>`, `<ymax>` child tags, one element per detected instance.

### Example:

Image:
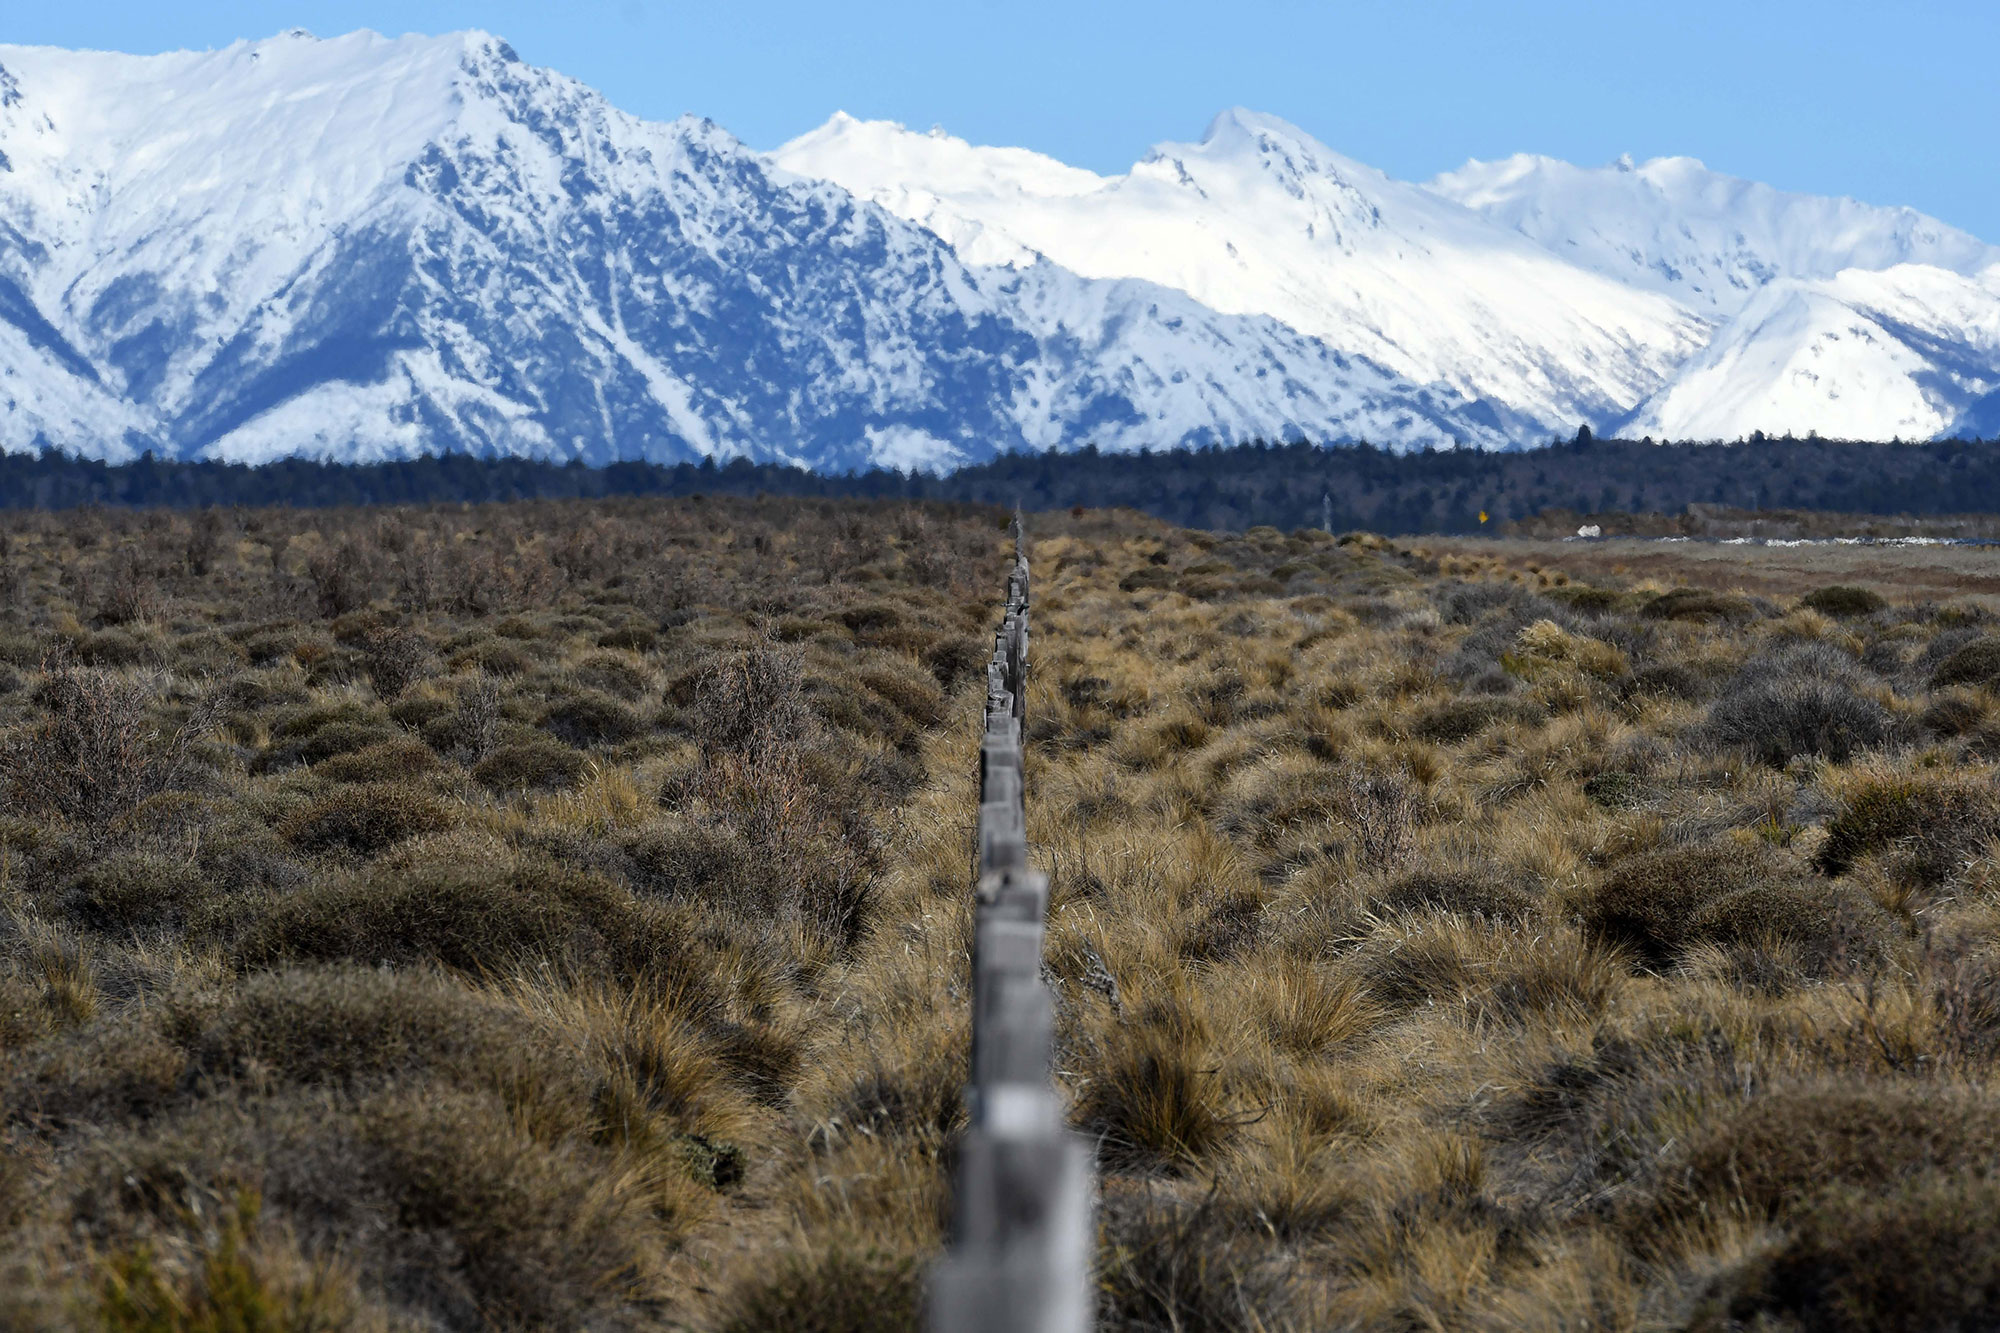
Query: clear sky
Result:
<box><xmin>7</xmin><ymin>0</ymin><xmax>1996</xmax><ymax>241</ymax></box>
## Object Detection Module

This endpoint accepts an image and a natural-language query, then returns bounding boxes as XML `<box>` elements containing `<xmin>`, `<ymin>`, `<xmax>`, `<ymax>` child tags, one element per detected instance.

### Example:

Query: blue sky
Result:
<box><xmin>10</xmin><ymin>0</ymin><xmax>1997</xmax><ymax>241</ymax></box>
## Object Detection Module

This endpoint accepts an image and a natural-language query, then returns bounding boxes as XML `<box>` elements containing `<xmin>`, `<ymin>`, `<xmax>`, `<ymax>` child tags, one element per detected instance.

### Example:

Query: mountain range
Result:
<box><xmin>0</xmin><ymin>29</ymin><xmax>1995</xmax><ymax>470</ymax></box>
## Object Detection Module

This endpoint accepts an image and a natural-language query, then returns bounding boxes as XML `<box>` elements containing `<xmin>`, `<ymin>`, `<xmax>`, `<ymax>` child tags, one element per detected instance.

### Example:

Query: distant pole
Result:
<box><xmin>1321</xmin><ymin>488</ymin><xmax>1333</xmax><ymax>536</ymax></box>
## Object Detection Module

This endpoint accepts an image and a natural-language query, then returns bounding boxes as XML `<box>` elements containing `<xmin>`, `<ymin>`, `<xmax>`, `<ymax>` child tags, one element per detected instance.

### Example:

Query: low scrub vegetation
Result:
<box><xmin>0</xmin><ymin>495</ymin><xmax>1006</xmax><ymax>1330</ymax></box>
<box><xmin>2</xmin><ymin>496</ymin><xmax>1996</xmax><ymax>1329</ymax></box>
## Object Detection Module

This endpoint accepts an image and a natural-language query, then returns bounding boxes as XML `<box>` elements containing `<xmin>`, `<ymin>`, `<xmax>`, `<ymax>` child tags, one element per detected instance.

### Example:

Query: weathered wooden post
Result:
<box><xmin>928</xmin><ymin>518</ymin><xmax>1093</xmax><ymax>1333</ymax></box>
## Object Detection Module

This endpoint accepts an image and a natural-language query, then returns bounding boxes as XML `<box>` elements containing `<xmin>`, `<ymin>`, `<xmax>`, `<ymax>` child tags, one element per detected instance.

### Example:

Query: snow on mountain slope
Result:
<box><xmin>1429</xmin><ymin>153</ymin><xmax>2000</xmax><ymax>320</ymax></box>
<box><xmin>1623</xmin><ymin>262</ymin><xmax>2000</xmax><ymax>441</ymax></box>
<box><xmin>0</xmin><ymin>32</ymin><xmax>1508</xmax><ymax>466</ymax></box>
<box><xmin>774</xmin><ymin>109</ymin><xmax>1711</xmax><ymax>437</ymax></box>
<box><xmin>771</xmin><ymin>113</ymin><xmax>1107</xmax><ymax>268</ymax></box>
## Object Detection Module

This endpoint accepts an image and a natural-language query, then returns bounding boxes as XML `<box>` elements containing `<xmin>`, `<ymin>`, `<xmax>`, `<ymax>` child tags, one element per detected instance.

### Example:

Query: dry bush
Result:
<box><xmin>67</xmin><ymin>1085</ymin><xmax>663</xmax><ymax>1329</ymax></box>
<box><xmin>1642</xmin><ymin>587</ymin><xmax>1757</xmax><ymax>623</ymax></box>
<box><xmin>311</xmin><ymin>736</ymin><xmax>440</xmax><ymax>785</ymax></box>
<box><xmin>1583</xmin><ymin>841</ymin><xmax>1791</xmax><ymax>964</ymax></box>
<box><xmin>1097</xmin><ymin>1190</ymin><xmax>1311</xmax><ymax>1332</ymax></box>
<box><xmin>1800</xmin><ymin>584</ymin><xmax>1887</xmax><ymax>618</ymax></box>
<box><xmin>1661</xmin><ymin>1081</ymin><xmax>2000</xmax><ymax>1224</ymax></box>
<box><xmin>1704</xmin><ymin>643</ymin><xmax>1893</xmax><ymax>765</ymax></box>
<box><xmin>303</xmin><ymin>540</ymin><xmax>376</xmax><ymax>618</ymax></box>
<box><xmin>715</xmin><ymin>1248</ymin><xmax>923</xmax><ymax>1333</ymax></box>
<box><xmin>1691</xmin><ymin>1174</ymin><xmax>2000</xmax><ymax>1333</ymax></box>
<box><xmin>359</xmin><ymin>625</ymin><xmax>433</xmax><ymax>699</ymax></box>
<box><xmin>1929</xmin><ymin>635</ymin><xmax>2000</xmax><ymax>689</ymax></box>
<box><xmin>1818</xmin><ymin>770</ymin><xmax>2000</xmax><ymax>887</ymax></box>
<box><xmin>277</xmin><ymin>782</ymin><xmax>455</xmax><ymax>857</ymax></box>
<box><xmin>0</xmin><ymin>649</ymin><xmax>222</xmax><ymax>825</ymax></box>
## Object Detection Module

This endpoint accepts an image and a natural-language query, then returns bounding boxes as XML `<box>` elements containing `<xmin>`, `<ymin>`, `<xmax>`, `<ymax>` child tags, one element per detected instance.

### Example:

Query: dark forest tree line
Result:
<box><xmin>0</xmin><ymin>434</ymin><xmax>1992</xmax><ymax>532</ymax></box>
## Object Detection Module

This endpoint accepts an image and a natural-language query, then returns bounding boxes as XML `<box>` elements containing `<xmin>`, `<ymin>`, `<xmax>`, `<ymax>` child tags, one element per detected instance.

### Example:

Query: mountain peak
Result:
<box><xmin>1431</xmin><ymin>149</ymin><xmax>1996</xmax><ymax>317</ymax></box>
<box><xmin>1193</xmin><ymin>107</ymin><xmax>1335</xmax><ymax>165</ymax></box>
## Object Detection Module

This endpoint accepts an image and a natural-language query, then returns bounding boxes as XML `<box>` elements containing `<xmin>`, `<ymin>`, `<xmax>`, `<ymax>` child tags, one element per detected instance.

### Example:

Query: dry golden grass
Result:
<box><xmin>1017</xmin><ymin>513</ymin><xmax>2000</xmax><ymax>1330</ymax></box>
<box><xmin>4</xmin><ymin>497</ymin><xmax>1999</xmax><ymax>1329</ymax></box>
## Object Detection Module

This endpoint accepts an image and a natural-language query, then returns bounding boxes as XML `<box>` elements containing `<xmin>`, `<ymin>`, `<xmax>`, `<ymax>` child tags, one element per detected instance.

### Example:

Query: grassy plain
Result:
<box><xmin>3</xmin><ymin>499</ymin><xmax>1999</xmax><ymax>1330</ymax></box>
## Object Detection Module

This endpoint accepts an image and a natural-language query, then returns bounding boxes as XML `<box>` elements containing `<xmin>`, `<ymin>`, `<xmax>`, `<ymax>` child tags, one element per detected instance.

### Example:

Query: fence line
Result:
<box><xmin>927</xmin><ymin>519</ymin><xmax>1094</xmax><ymax>1333</ymax></box>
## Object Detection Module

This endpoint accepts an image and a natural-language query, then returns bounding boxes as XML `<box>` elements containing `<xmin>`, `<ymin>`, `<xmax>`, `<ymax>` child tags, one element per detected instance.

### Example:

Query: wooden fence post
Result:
<box><xmin>928</xmin><ymin>519</ymin><xmax>1093</xmax><ymax>1333</ymax></box>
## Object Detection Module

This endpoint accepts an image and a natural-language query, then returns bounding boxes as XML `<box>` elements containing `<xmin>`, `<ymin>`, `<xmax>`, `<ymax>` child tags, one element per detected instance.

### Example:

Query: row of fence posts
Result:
<box><xmin>927</xmin><ymin>519</ymin><xmax>1094</xmax><ymax>1333</ymax></box>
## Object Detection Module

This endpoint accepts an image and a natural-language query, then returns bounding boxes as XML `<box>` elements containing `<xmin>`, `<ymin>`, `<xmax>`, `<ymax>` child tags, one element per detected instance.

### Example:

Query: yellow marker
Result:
<box><xmin>1478</xmin><ymin>510</ymin><xmax>1488</xmax><ymax>524</ymax></box>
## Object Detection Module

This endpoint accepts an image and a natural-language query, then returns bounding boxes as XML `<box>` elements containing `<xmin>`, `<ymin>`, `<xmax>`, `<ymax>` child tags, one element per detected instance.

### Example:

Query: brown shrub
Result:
<box><xmin>716</xmin><ymin>1248</ymin><xmax>921</xmax><ymax>1333</ymax></box>
<box><xmin>185</xmin><ymin>966</ymin><xmax>572</xmax><ymax>1102</ymax></box>
<box><xmin>62</xmin><ymin>853</ymin><xmax>212</xmax><ymax>931</ymax></box>
<box><xmin>472</xmin><ymin>736</ymin><xmax>587</xmax><ymax>791</ymax></box>
<box><xmin>1800</xmin><ymin>585</ymin><xmax>1887</xmax><ymax>618</ymax></box>
<box><xmin>303</xmin><ymin>541</ymin><xmax>376</xmax><ymax>618</ymax></box>
<box><xmin>302</xmin><ymin>736</ymin><xmax>434</xmax><ymax>787</ymax></box>
<box><xmin>276</xmin><ymin>782</ymin><xmax>454</xmax><ymax>857</ymax></box>
<box><xmin>623</xmin><ymin>820</ymin><xmax>759</xmax><ymax>906</ymax></box>
<box><xmin>233</xmin><ymin>853</ymin><xmax>726</xmax><ymax>1013</ymax></box>
<box><xmin>857</xmin><ymin>662</ymin><xmax>947</xmax><ymax>728</ymax></box>
<box><xmin>0</xmin><ymin>650</ymin><xmax>222</xmax><ymax>824</ymax></box>
<box><xmin>569</xmin><ymin>649</ymin><xmax>649</xmax><ymax>701</ymax></box>
<box><xmin>539</xmin><ymin>690</ymin><xmax>645</xmax><ymax>748</ymax></box>
<box><xmin>1583</xmin><ymin>841</ymin><xmax>1790</xmax><ymax>965</ymax></box>
<box><xmin>1691</xmin><ymin>1174</ymin><xmax>2000</xmax><ymax>1333</ymax></box>
<box><xmin>1705</xmin><ymin>646</ymin><xmax>1894</xmax><ymax>766</ymax></box>
<box><xmin>66</xmin><ymin>1085</ymin><xmax>661</xmax><ymax>1330</ymax></box>
<box><xmin>1817</xmin><ymin>772</ymin><xmax>2000</xmax><ymax>887</ymax></box>
<box><xmin>359</xmin><ymin>626</ymin><xmax>433</xmax><ymax>699</ymax></box>
<box><xmin>1930</xmin><ymin>636</ymin><xmax>2000</xmax><ymax>689</ymax></box>
<box><xmin>1665</xmin><ymin>1081</ymin><xmax>2000</xmax><ymax>1223</ymax></box>
<box><xmin>1642</xmin><ymin>588</ymin><xmax>1756</xmax><ymax>623</ymax></box>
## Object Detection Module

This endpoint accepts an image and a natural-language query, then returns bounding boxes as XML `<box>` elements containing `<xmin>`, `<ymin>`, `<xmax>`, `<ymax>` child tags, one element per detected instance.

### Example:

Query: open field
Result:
<box><xmin>1422</xmin><ymin>533</ymin><xmax>2000</xmax><ymax>607</ymax></box>
<box><xmin>4</xmin><ymin>500</ymin><xmax>2000</xmax><ymax>1330</ymax></box>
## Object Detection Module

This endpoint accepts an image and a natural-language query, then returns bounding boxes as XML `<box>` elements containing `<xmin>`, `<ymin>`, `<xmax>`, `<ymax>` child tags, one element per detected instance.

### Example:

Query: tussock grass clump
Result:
<box><xmin>1705</xmin><ymin>644</ymin><xmax>1894</xmax><ymax>765</ymax></box>
<box><xmin>1692</xmin><ymin>1174</ymin><xmax>2000</xmax><ymax>1333</ymax></box>
<box><xmin>1801</xmin><ymin>584</ymin><xmax>1888</xmax><ymax>618</ymax></box>
<box><xmin>1818</xmin><ymin>770</ymin><xmax>2000</xmax><ymax>886</ymax></box>
<box><xmin>1097</xmin><ymin>1190</ymin><xmax>1309</xmax><ymax>1333</ymax></box>
<box><xmin>276</xmin><ymin>781</ymin><xmax>455</xmax><ymax>856</ymax></box>
<box><xmin>472</xmin><ymin>734</ymin><xmax>587</xmax><ymax>790</ymax></box>
<box><xmin>1076</xmin><ymin>1004</ymin><xmax>1235</xmax><ymax>1171</ymax></box>
<box><xmin>1929</xmin><ymin>634</ymin><xmax>2000</xmax><ymax>688</ymax></box>
<box><xmin>1371</xmin><ymin>866</ymin><xmax>1536</xmax><ymax>921</ymax></box>
<box><xmin>715</xmin><ymin>1248</ymin><xmax>923</xmax><ymax>1333</ymax></box>
<box><xmin>1664</xmin><ymin>1082</ymin><xmax>2000</xmax><ymax>1223</ymax></box>
<box><xmin>1583</xmin><ymin>840</ymin><xmax>1789</xmax><ymax>963</ymax></box>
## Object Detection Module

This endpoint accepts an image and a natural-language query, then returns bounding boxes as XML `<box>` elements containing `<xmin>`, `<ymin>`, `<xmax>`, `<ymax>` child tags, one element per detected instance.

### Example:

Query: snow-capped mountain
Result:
<box><xmin>780</xmin><ymin>111</ymin><xmax>2000</xmax><ymax>446</ymax></box>
<box><xmin>775</xmin><ymin>110</ymin><xmax>1711</xmax><ymax>439</ymax></box>
<box><xmin>2</xmin><ymin>30</ymin><xmax>1996</xmax><ymax>467</ymax></box>
<box><xmin>1623</xmin><ymin>263</ymin><xmax>2000</xmax><ymax>442</ymax></box>
<box><xmin>1428</xmin><ymin>152</ymin><xmax>1999</xmax><ymax>319</ymax></box>
<box><xmin>0</xmin><ymin>31</ymin><xmax>1507</xmax><ymax>466</ymax></box>
<box><xmin>1435</xmin><ymin>155</ymin><xmax>2000</xmax><ymax>441</ymax></box>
